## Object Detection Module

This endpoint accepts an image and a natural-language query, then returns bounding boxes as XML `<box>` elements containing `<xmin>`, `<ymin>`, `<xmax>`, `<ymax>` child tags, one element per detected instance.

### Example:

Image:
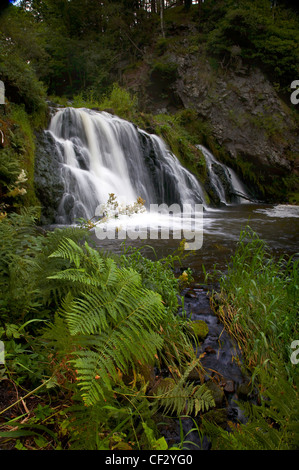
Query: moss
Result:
<box><xmin>191</xmin><ymin>320</ymin><xmax>209</xmax><ymax>341</ymax></box>
<box><xmin>203</xmin><ymin>409</ymin><xmax>228</xmax><ymax>429</ymax></box>
<box><xmin>73</xmin><ymin>83</ymin><xmax>138</xmax><ymax>123</ymax></box>
<box><xmin>3</xmin><ymin>102</ymin><xmax>47</xmax><ymax>213</ymax></box>
<box><xmin>205</xmin><ymin>380</ymin><xmax>224</xmax><ymax>408</ymax></box>
<box><xmin>287</xmin><ymin>192</ymin><xmax>299</xmax><ymax>205</ymax></box>
<box><xmin>150</xmin><ymin>60</ymin><xmax>178</xmax><ymax>84</ymax></box>
<box><xmin>152</xmin><ymin>111</ymin><xmax>208</xmax><ymax>184</ymax></box>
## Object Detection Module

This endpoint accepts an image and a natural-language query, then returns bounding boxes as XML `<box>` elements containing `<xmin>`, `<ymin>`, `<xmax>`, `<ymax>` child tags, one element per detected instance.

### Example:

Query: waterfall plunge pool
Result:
<box><xmin>85</xmin><ymin>202</ymin><xmax>299</xmax><ymax>282</ymax></box>
<box><xmin>40</xmin><ymin>108</ymin><xmax>298</xmax><ymax>279</ymax></box>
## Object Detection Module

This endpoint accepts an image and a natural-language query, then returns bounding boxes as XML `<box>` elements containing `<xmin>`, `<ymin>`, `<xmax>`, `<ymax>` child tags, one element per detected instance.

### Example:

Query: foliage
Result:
<box><xmin>203</xmin><ymin>0</ymin><xmax>299</xmax><ymax>93</ymax></box>
<box><xmin>7</xmin><ymin>104</ymin><xmax>45</xmax><ymax>207</ymax></box>
<box><xmin>35</xmin><ymin>236</ymin><xmax>213</xmax><ymax>448</ymax></box>
<box><xmin>72</xmin><ymin>83</ymin><xmax>139</xmax><ymax>124</ymax></box>
<box><xmin>1</xmin><ymin>0</ymin><xmax>298</xmax><ymax>451</ymax></box>
<box><xmin>206</xmin><ymin>226</ymin><xmax>299</xmax><ymax>450</ymax></box>
<box><xmin>119</xmin><ymin>243</ymin><xmax>180</xmax><ymax>313</ymax></box>
<box><xmin>44</xmin><ymin>238</ymin><xmax>167</xmax><ymax>404</ymax></box>
<box><xmin>0</xmin><ymin>209</ymin><xmax>214</xmax><ymax>449</ymax></box>
<box><xmin>202</xmin><ymin>365</ymin><xmax>299</xmax><ymax>450</ymax></box>
<box><xmin>0</xmin><ymin>102</ymin><xmax>47</xmax><ymax>215</ymax></box>
<box><xmin>42</xmin><ymin>237</ymin><xmax>208</xmax><ymax>395</ymax></box>
<box><xmin>0</xmin><ymin>208</ymin><xmax>90</xmax><ymax>391</ymax></box>
<box><xmin>0</xmin><ymin>6</ymin><xmax>47</xmax><ymax>114</ymax></box>
<box><xmin>150</xmin><ymin>60</ymin><xmax>178</xmax><ymax>83</ymax></box>
<box><xmin>152</xmin><ymin>112</ymin><xmax>207</xmax><ymax>183</ymax></box>
<box><xmin>0</xmin><ymin>207</ymin><xmax>43</xmax><ymax>323</ymax></box>
<box><xmin>212</xmin><ymin>227</ymin><xmax>298</xmax><ymax>375</ymax></box>
<box><xmin>99</xmin><ymin>84</ymin><xmax>139</xmax><ymax>121</ymax></box>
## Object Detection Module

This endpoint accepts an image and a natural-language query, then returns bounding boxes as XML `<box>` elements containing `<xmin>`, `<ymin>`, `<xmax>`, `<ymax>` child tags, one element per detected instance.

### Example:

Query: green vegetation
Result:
<box><xmin>203</xmin><ymin>0</ymin><xmax>299</xmax><ymax>94</ymax></box>
<box><xmin>68</xmin><ymin>86</ymin><xmax>209</xmax><ymax>186</ymax></box>
<box><xmin>1</xmin><ymin>214</ymin><xmax>298</xmax><ymax>450</ymax></box>
<box><xmin>213</xmin><ymin>228</ymin><xmax>298</xmax><ymax>373</ymax></box>
<box><xmin>206</xmin><ymin>228</ymin><xmax>299</xmax><ymax>449</ymax></box>
<box><xmin>0</xmin><ymin>0</ymin><xmax>298</xmax><ymax>205</ymax></box>
<box><xmin>0</xmin><ymin>0</ymin><xmax>298</xmax><ymax>452</ymax></box>
<box><xmin>0</xmin><ymin>209</ymin><xmax>216</xmax><ymax>450</ymax></box>
<box><xmin>0</xmin><ymin>102</ymin><xmax>46</xmax><ymax>216</ymax></box>
<box><xmin>191</xmin><ymin>320</ymin><xmax>209</xmax><ymax>342</ymax></box>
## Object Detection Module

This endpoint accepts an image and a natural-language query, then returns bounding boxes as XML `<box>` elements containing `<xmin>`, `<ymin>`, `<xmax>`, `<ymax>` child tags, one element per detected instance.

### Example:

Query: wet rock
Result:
<box><xmin>185</xmin><ymin>289</ymin><xmax>197</xmax><ymax>299</ymax></box>
<box><xmin>237</xmin><ymin>381</ymin><xmax>252</xmax><ymax>400</ymax></box>
<box><xmin>34</xmin><ymin>130</ymin><xmax>65</xmax><ymax>225</ymax></box>
<box><xmin>63</xmin><ymin>194</ymin><xmax>75</xmax><ymax>214</ymax></box>
<box><xmin>204</xmin><ymin>346</ymin><xmax>216</xmax><ymax>355</ymax></box>
<box><xmin>223</xmin><ymin>379</ymin><xmax>235</xmax><ymax>394</ymax></box>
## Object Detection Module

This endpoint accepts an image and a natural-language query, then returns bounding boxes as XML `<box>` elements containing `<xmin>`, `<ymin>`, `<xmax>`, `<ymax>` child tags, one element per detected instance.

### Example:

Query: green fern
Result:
<box><xmin>154</xmin><ymin>361</ymin><xmax>215</xmax><ymax>417</ymax></box>
<box><xmin>45</xmin><ymin>239</ymin><xmax>169</xmax><ymax>404</ymax></box>
<box><xmin>43</xmin><ymin>237</ymin><xmax>215</xmax><ymax>420</ymax></box>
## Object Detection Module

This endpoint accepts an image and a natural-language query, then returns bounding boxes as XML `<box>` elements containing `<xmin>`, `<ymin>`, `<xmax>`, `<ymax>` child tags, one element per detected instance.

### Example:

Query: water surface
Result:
<box><xmin>90</xmin><ymin>203</ymin><xmax>299</xmax><ymax>281</ymax></box>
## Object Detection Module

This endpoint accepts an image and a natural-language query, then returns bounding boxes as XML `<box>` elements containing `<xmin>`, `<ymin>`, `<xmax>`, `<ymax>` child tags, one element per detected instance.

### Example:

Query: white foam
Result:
<box><xmin>255</xmin><ymin>205</ymin><xmax>299</xmax><ymax>218</ymax></box>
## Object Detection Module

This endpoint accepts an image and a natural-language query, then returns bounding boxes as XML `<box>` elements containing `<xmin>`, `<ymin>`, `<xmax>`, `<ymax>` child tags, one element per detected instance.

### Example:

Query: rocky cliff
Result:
<box><xmin>174</xmin><ymin>53</ymin><xmax>298</xmax><ymax>196</ymax></box>
<box><xmin>123</xmin><ymin>32</ymin><xmax>299</xmax><ymax>203</ymax></box>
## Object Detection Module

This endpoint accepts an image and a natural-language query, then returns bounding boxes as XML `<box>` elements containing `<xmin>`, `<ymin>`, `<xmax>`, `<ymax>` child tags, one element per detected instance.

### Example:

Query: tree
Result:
<box><xmin>184</xmin><ymin>0</ymin><xmax>192</xmax><ymax>10</ymax></box>
<box><xmin>0</xmin><ymin>0</ymin><xmax>10</xmax><ymax>15</ymax></box>
<box><xmin>160</xmin><ymin>0</ymin><xmax>165</xmax><ymax>37</ymax></box>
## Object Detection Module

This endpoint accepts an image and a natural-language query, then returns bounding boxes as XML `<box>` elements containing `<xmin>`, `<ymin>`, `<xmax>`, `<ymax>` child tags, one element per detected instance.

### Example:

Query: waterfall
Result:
<box><xmin>197</xmin><ymin>144</ymin><xmax>251</xmax><ymax>205</ymax></box>
<box><xmin>44</xmin><ymin>107</ymin><xmax>207</xmax><ymax>224</ymax></box>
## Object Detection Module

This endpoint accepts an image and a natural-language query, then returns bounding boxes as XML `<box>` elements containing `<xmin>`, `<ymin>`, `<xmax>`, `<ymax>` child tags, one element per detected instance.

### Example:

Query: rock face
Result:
<box><xmin>34</xmin><ymin>130</ymin><xmax>65</xmax><ymax>225</ymax></box>
<box><xmin>125</xmin><ymin>42</ymin><xmax>298</xmax><ymax>201</ymax></box>
<box><xmin>174</xmin><ymin>54</ymin><xmax>298</xmax><ymax>177</ymax></box>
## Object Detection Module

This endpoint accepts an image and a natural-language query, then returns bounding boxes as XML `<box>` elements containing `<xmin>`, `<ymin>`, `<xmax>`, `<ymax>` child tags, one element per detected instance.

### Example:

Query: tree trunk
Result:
<box><xmin>160</xmin><ymin>0</ymin><xmax>165</xmax><ymax>38</ymax></box>
<box><xmin>184</xmin><ymin>0</ymin><xmax>192</xmax><ymax>11</ymax></box>
<box><xmin>198</xmin><ymin>0</ymin><xmax>202</xmax><ymax>16</ymax></box>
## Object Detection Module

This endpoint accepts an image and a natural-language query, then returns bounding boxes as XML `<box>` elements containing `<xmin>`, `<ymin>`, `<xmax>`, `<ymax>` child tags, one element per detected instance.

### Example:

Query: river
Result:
<box><xmin>90</xmin><ymin>202</ymin><xmax>299</xmax><ymax>282</ymax></box>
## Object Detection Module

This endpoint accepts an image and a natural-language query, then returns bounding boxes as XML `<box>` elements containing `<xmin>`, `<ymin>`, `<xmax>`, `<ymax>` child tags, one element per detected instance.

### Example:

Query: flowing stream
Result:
<box><xmin>39</xmin><ymin>108</ymin><xmax>298</xmax><ymax>272</ymax></box>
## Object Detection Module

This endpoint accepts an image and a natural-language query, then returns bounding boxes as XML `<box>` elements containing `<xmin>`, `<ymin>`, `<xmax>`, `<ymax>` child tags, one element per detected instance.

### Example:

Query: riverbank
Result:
<box><xmin>0</xmin><ymin>210</ymin><xmax>298</xmax><ymax>450</ymax></box>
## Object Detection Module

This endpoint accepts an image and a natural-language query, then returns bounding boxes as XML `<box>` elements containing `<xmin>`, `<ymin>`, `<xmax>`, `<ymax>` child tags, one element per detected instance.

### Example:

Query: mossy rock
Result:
<box><xmin>205</xmin><ymin>380</ymin><xmax>224</xmax><ymax>408</ymax></box>
<box><xmin>203</xmin><ymin>409</ymin><xmax>228</xmax><ymax>430</ymax></box>
<box><xmin>237</xmin><ymin>381</ymin><xmax>252</xmax><ymax>400</ymax></box>
<box><xmin>191</xmin><ymin>320</ymin><xmax>209</xmax><ymax>341</ymax></box>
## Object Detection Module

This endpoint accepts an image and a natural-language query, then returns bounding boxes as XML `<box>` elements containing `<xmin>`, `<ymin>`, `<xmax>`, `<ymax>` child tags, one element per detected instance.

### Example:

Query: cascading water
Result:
<box><xmin>45</xmin><ymin>107</ymin><xmax>206</xmax><ymax>224</ymax></box>
<box><xmin>197</xmin><ymin>144</ymin><xmax>251</xmax><ymax>205</ymax></box>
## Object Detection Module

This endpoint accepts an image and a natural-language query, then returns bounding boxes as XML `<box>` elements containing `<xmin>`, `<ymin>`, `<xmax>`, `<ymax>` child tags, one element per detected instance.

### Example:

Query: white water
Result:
<box><xmin>48</xmin><ymin>107</ymin><xmax>207</xmax><ymax>224</ymax></box>
<box><xmin>254</xmin><ymin>205</ymin><xmax>299</xmax><ymax>218</ymax></box>
<box><xmin>197</xmin><ymin>144</ymin><xmax>250</xmax><ymax>204</ymax></box>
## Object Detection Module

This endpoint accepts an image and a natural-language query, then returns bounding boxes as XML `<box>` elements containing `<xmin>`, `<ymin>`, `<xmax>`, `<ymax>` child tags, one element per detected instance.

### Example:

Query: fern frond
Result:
<box><xmin>74</xmin><ymin>329</ymin><xmax>164</xmax><ymax>405</ymax></box>
<box><xmin>154</xmin><ymin>361</ymin><xmax>215</xmax><ymax>417</ymax></box>
<box><xmin>45</xmin><ymin>237</ymin><xmax>168</xmax><ymax>406</ymax></box>
<box><xmin>49</xmin><ymin>238</ymin><xmax>89</xmax><ymax>268</ymax></box>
